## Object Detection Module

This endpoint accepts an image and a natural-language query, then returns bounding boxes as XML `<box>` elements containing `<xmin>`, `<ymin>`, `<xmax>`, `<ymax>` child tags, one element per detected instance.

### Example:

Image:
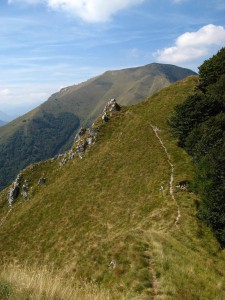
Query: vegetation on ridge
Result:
<box><xmin>0</xmin><ymin>75</ymin><xmax>225</xmax><ymax>299</ymax></box>
<box><xmin>169</xmin><ymin>48</ymin><xmax>225</xmax><ymax>246</ymax></box>
<box><xmin>0</xmin><ymin>63</ymin><xmax>196</xmax><ymax>190</ymax></box>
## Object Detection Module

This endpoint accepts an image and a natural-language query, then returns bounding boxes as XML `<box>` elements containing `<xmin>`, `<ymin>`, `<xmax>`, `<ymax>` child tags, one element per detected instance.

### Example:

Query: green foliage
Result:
<box><xmin>198</xmin><ymin>47</ymin><xmax>225</xmax><ymax>91</ymax></box>
<box><xmin>0</xmin><ymin>280</ymin><xmax>13</xmax><ymax>299</ymax></box>
<box><xmin>168</xmin><ymin>92</ymin><xmax>205</xmax><ymax>147</ymax></box>
<box><xmin>169</xmin><ymin>47</ymin><xmax>225</xmax><ymax>246</ymax></box>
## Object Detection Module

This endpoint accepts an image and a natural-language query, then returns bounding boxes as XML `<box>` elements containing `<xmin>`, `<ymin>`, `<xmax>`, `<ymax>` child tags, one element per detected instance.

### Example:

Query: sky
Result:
<box><xmin>0</xmin><ymin>0</ymin><xmax>225</xmax><ymax>117</ymax></box>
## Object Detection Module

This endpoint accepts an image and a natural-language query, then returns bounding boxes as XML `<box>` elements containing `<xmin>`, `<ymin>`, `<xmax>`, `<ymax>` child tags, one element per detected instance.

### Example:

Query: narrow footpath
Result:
<box><xmin>0</xmin><ymin>207</ymin><xmax>13</xmax><ymax>227</ymax></box>
<box><xmin>150</xmin><ymin>124</ymin><xmax>181</xmax><ymax>227</ymax></box>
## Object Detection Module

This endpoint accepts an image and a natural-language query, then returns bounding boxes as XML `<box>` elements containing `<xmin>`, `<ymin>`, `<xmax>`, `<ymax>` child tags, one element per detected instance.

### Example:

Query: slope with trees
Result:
<box><xmin>169</xmin><ymin>48</ymin><xmax>225</xmax><ymax>246</ymax></box>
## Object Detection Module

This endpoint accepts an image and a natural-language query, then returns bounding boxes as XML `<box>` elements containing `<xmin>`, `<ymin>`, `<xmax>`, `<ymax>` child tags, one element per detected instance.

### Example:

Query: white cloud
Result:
<box><xmin>0</xmin><ymin>84</ymin><xmax>51</xmax><ymax>115</ymax></box>
<box><xmin>8</xmin><ymin>0</ymin><xmax>144</xmax><ymax>22</ymax></box>
<box><xmin>0</xmin><ymin>88</ymin><xmax>11</xmax><ymax>97</ymax></box>
<box><xmin>155</xmin><ymin>24</ymin><xmax>225</xmax><ymax>63</ymax></box>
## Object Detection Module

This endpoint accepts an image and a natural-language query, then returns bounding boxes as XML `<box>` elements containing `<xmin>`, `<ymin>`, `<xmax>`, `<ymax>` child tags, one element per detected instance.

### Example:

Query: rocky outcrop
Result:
<box><xmin>58</xmin><ymin>98</ymin><xmax>121</xmax><ymax>163</ymax></box>
<box><xmin>7</xmin><ymin>173</ymin><xmax>22</xmax><ymax>206</ymax></box>
<box><xmin>6</xmin><ymin>98</ymin><xmax>121</xmax><ymax>206</ymax></box>
<box><xmin>38</xmin><ymin>178</ymin><xmax>46</xmax><ymax>185</ymax></box>
<box><xmin>21</xmin><ymin>183</ymin><xmax>28</xmax><ymax>200</ymax></box>
<box><xmin>74</xmin><ymin>128</ymin><xmax>86</xmax><ymax>142</ymax></box>
<box><xmin>7</xmin><ymin>173</ymin><xmax>31</xmax><ymax>205</ymax></box>
<box><xmin>102</xmin><ymin>99</ymin><xmax>120</xmax><ymax>122</ymax></box>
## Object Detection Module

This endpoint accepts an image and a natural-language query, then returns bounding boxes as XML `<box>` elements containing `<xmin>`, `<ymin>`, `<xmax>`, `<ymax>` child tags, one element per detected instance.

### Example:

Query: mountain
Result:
<box><xmin>0</xmin><ymin>63</ymin><xmax>196</xmax><ymax>190</ymax></box>
<box><xmin>0</xmin><ymin>76</ymin><xmax>224</xmax><ymax>299</ymax></box>
<box><xmin>0</xmin><ymin>120</ymin><xmax>6</xmax><ymax>126</ymax></box>
<box><xmin>0</xmin><ymin>111</ymin><xmax>12</xmax><ymax>122</ymax></box>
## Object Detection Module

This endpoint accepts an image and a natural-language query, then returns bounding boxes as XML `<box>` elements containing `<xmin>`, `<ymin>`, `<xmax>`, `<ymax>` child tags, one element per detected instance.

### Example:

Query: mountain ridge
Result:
<box><xmin>0</xmin><ymin>63</ymin><xmax>196</xmax><ymax>190</ymax></box>
<box><xmin>0</xmin><ymin>76</ymin><xmax>224</xmax><ymax>299</ymax></box>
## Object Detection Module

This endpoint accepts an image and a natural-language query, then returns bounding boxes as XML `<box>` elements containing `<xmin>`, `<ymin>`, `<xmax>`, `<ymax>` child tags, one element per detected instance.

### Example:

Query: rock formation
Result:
<box><xmin>6</xmin><ymin>98</ymin><xmax>121</xmax><ymax>206</ymax></box>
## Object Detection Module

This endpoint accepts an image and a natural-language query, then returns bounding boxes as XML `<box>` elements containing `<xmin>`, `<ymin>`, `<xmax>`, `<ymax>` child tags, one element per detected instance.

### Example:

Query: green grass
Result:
<box><xmin>0</xmin><ymin>64</ymin><xmax>196</xmax><ymax>190</ymax></box>
<box><xmin>0</xmin><ymin>76</ymin><xmax>225</xmax><ymax>299</ymax></box>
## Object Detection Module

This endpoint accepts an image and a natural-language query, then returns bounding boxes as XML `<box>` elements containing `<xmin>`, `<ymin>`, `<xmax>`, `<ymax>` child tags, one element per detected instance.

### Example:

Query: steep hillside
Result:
<box><xmin>0</xmin><ymin>76</ymin><xmax>224</xmax><ymax>299</ymax></box>
<box><xmin>0</xmin><ymin>63</ymin><xmax>196</xmax><ymax>190</ymax></box>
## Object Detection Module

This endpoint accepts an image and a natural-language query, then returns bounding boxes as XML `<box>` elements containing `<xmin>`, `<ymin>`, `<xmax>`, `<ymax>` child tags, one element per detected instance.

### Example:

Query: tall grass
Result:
<box><xmin>0</xmin><ymin>262</ymin><xmax>112</xmax><ymax>300</ymax></box>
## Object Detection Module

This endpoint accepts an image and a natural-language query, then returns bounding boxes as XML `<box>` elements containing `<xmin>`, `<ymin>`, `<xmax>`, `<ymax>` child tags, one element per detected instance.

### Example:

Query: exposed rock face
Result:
<box><xmin>59</xmin><ymin>98</ymin><xmax>121</xmax><ymax>163</ymax></box>
<box><xmin>102</xmin><ymin>113</ymin><xmax>109</xmax><ymax>123</ymax></box>
<box><xmin>102</xmin><ymin>99</ymin><xmax>121</xmax><ymax>122</ymax></box>
<box><xmin>7</xmin><ymin>173</ymin><xmax>22</xmax><ymax>206</ymax></box>
<box><xmin>21</xmin><ymin>184</ymin><xmax>28</xmax><ymax>200</ymax></box>
<box><xmin>74</xmin><ymin>128</ymin><xmax>86</xmax><ymax>142</ymax></box>
<box><xmin>103</xmin><ymin>99</ymin><xmax>121</xmax><ymax>113</ymax></box>
<box><xmin>76</xmin><ymin>140</ymin><xmax>88</xmax><ymax>159</ymax></box>
<box><xmin>38</xmin><ymin>178</ymin><xmax>46</xmax><ymax>185</ymax></box>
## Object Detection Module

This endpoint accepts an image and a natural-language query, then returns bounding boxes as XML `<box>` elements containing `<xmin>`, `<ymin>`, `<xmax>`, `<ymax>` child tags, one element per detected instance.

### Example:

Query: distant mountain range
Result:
<box><xmin>0</xmin><ymin>110</ymin><xmax>13</xmax><ymax>122</ymax></box>
<box><xmin>0</xmin><ymin>63</ymin><xmax>196</xmax><ymax>189</ymax></box>
<box><xmin>0</xmin><ymin>120</ymin><xmax>6</xmax><ymax>126</ymax></box>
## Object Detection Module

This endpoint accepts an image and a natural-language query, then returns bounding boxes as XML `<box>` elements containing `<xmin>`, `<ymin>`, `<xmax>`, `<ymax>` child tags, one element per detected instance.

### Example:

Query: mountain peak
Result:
<box><xmin>0</xmin><ymin>63</ymin><xmax>196</xmax><ymax>190</ymax></box>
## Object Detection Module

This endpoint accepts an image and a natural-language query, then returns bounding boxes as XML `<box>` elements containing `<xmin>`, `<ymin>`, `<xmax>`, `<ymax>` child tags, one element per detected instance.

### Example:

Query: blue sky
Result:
<box><xmin>0</xmin><ymin>0</ymin><xmax>225</xmax><ymax>116</ymax></box>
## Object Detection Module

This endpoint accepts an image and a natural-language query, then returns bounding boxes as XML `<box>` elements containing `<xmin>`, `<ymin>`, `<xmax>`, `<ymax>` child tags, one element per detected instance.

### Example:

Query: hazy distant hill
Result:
<box><xmin>0</xmin><ymin>63</ymin><xmax>196</xmax><ymax>189</ymax></box>
<box><xmin>0</xmin><ymin>76</ymin><xmax>224</xmax><ymax>300</ymax></box>
<box><xmin>0</xmin><ymin>110</ymin><xmax>13</xmax><ymax>122</ymax></box>
<box><xmin>0</xmin><ymin>120</ymin><xmax>6</xmax><ymax>126</ymax></box>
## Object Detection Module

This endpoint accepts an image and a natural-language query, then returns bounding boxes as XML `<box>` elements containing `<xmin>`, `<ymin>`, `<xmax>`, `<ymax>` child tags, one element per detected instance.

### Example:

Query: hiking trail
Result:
<box><xmin>150</xmin><ymin>124</ymin><xmax>181</xmax><ymax>227</ymax></box>
<box><xmin>0</xmin><ymin>207</ymin><xmax>13</xmax><ymax>227</ymax></box>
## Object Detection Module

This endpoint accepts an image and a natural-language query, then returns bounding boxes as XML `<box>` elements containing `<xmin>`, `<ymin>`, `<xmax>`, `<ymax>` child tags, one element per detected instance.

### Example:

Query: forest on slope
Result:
<box><xmin>169</xmin><ymin>47</ymin><xmax>225</xmax><ymax>246</ymax></box>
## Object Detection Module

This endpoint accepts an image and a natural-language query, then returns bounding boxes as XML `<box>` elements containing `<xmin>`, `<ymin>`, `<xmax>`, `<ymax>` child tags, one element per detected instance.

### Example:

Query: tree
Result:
<box><xmin>169</xmin><ymin>48</ymin><xmax>225</xmax><ymax>246</ymax></box>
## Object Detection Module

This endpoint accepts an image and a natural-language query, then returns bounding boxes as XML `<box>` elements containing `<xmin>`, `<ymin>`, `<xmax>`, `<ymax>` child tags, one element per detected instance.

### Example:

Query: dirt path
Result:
<box><xmin>149</xmin><ymin>253</ymin><xmax>159</xmax><ymax>299</ymax></box>
<box><xmin>150</xmin><ymin>124</ymin><xmax>181</xmax><ymax>227</ymax></box>
<box><xmin>0</xmin><ymin>207</ymin><xmax>13</xmax><ymax>227</ymax></box>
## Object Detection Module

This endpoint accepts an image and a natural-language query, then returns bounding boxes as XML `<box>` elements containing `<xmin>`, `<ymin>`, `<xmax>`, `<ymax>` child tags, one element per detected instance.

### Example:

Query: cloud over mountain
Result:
<box><xmin>155</xmin><ymin>24</ymin><xmax>225</xmax><ymax>63</ymax></box>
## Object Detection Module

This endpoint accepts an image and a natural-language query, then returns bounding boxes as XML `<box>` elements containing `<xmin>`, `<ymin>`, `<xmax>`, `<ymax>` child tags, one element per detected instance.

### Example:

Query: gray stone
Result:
<box><xmin>21</xmin><ymin>184</ymin><xmax>28</xmax><ymax>200</ymax></box>
<box><xmin>7</xmin><ymin>172</ymin><xmax>23</xmax><ymax>206</ymax></box>
<box><xmin>38</xmin><ymin>177</ymin><xmax>46</xmax><ymax>185</ymax></box>
<box><xmin>102</xmin><ymin>113</ymin><xmax>109</xmax><ymax>122</ymax></box>
<box><xmin>74</xmin><ymin>128</ymin><xmax>86</xmax><ymax>141</ymax></box>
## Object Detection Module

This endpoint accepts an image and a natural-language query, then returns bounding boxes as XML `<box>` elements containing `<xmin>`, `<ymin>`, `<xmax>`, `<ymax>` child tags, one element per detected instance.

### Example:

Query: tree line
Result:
<box><xmin>169</xmin><ymin>48</ymin><xmax>225</xmax><ymax>246</ymax></box>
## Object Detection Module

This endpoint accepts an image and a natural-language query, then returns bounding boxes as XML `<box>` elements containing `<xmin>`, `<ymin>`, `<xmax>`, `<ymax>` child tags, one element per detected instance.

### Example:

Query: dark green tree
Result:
<box><xmin>169</xmin><ymin>47</ymin><xmax>225</xmax><ymax>246</ymax></box>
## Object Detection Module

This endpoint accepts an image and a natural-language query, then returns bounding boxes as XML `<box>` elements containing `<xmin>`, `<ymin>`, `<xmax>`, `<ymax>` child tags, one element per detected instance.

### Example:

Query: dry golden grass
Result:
<box><xmin>0</xmin><ymin>262</ymin><xmax>113</xmax><ymax>300</ymax></box>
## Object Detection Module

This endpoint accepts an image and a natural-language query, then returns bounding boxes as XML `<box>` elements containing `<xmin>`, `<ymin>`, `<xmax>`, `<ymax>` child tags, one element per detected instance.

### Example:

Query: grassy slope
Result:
<box><xmin>0</xmin><ymin>63</ymin><xmax>196</xmax><ymax>190</ymax></box>
<box><xmin>0</xmin><ymin>76</ymin><xmax>225</xmax><ymax>299</ymax></box>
